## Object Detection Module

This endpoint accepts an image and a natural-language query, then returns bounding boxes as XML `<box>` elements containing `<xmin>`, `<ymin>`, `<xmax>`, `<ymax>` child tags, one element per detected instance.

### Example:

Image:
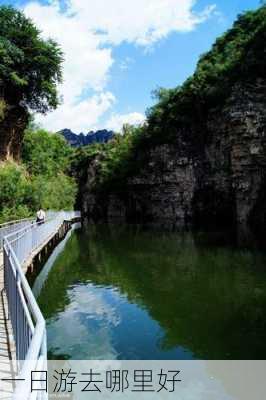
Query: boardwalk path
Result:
<box><xmin>0</xmin><ymin>224</ymin><xmax>64</xmax><ymax>386</ymax></box>
<box><xmin>0</xmin><ymin>212</ymin><xmax>79</xmax><ymax>398</ymax></box>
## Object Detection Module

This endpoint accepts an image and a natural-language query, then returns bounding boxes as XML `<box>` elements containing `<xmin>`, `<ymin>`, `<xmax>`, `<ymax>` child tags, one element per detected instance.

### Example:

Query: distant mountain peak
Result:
<box><xmin>58</xmin><ymin>128</ymin><xmax>114</xmax><ymax>147</ymax></box>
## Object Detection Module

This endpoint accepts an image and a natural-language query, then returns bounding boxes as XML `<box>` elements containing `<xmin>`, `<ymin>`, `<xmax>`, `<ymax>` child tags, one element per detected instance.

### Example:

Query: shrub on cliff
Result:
<box><xmin>71</xmin><ymin>124</ymin><xmax>149</xmax><ymax>192</ymax></box>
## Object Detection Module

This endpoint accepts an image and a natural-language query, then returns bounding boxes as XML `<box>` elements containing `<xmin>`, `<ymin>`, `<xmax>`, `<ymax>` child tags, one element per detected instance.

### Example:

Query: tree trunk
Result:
<box><xmin>0</xmin><ymin>103</ymin><xmax>29</xmax><ymax>161</ymax></box>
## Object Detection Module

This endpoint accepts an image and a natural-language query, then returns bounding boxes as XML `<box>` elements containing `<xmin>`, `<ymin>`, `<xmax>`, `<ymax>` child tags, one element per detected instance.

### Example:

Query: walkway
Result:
<box><xmin>0</xmin><ymin>212</ymin><xmax>80</xmax><ymax>399</ymax></box>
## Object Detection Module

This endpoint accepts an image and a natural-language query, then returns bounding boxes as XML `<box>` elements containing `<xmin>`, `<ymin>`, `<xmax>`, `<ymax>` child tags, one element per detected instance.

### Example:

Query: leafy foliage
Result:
<box><xmin>22</xmin><ymin>128</ymin><xmax>72</xmax><ymax>176</ymax></box>
<box><xmin>0</xmin><ymin>129</ymin><xmax>77</xmax><ymax>223</ymax></box>
<box><xmin>0</xmin><ymin>162</ymin><xmax>31</xmax><ymax>212</ymax></box>
<box><xmin>146</xmin><ymin>5</ymin><xmax>266</xmax><ymax>140</ymax></box>
<box><xmin>0</xmin><ymin>5</ymin><xmax>63</xmax><ymax>112</ymax></box>
<box><xmin>72</xmin><ymin>125</ymin><xmax>148</xmax><ymax>191</ymax></box>
<box><xmin>29</xmin><ymin>173</ymin><xmax>77</xmax><ymax>211</ymax></box>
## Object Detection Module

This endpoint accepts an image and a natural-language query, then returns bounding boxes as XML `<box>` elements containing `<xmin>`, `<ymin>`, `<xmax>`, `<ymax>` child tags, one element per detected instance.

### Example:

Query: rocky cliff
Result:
<box><xmin>77</xmin><ymin>6</ymin><xmax>266</xmax><ymax>239</ymax></box>
<box><xmin>79</xmin><ymin>79</ymin><xmax>266</xmax><ymax>237</ymax></box>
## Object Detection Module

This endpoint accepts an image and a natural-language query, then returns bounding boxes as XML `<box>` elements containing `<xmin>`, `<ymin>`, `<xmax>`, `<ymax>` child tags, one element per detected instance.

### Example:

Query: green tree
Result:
<box><xmin>0</xmin><ymin>128</ymin><xmax>77</xmax><ymax>223</ymax></box>
<box><xmin>0</xmin><ymin>162</ymin><xmax>32</xmax><ymax>222</ymax></box>
<box><xmin>0</xmin><ymin>5</ymin><xmax>63</xmax><ymax>111</ymax></box>
<box><xmin>0</xmin><ymin>5</ymin><xmax>63</xmax><ymax>160</ymax></box>
<box><xmin>30</xmin><ymin>174</ymin><xmax>77</xmax><ymax>211</ymax></box>
<box><xmin>22</xmin><ymin>129</ymin><xmax>72</xmax><ymax>176</ymax></box>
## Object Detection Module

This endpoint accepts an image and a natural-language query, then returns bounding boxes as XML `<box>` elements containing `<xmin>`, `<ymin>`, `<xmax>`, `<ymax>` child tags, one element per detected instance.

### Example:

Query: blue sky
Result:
<box><xmin>0</xmin><ymin>0</ymin><xmax>262</xmax><ymax>132</ymax></box>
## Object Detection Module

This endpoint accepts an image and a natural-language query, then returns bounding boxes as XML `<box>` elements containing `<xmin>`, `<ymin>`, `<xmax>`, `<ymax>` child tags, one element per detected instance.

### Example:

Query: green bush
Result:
<box><xmin>0</xmin><ymin>162</ymin><xmax>31</xmax><ymax>222</ymax></box>
<box><xmin>0</xmin><ymin>162</ymin><xmax>30</xmax><ymax>208</ymax></box>
<box><xmin>22</xmin><ymin>128</ymin><xmax>72</xmax><ymax>176</ymax></box>
<box><xmin>0</xmin><ymin>205</ymin><xmax>32</xmax><ymax>224</ymax></box>
<box><xmin>0</xmin><ymin>129</ymin><xmax>77</xmax><ymax>223</ymax></box>
<box><xmin>30</xmin><ymin>174</ymin><xmax>77</xmax><ymax>211</ymax></box>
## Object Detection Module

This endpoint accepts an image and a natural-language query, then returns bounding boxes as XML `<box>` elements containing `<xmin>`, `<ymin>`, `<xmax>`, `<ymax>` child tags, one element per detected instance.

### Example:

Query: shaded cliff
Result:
<box><xmin>77</xmin><ymin>6</ymin><xmax>266</xmax><ymax>238</ymax></box>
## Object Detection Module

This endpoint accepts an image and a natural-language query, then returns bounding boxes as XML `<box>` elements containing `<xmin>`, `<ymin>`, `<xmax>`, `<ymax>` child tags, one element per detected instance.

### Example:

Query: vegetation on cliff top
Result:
<box><xmin>147</xmin><ymin>4</ymin><xmax>265</xmax><ymax>138</ymax></box>
<box><xmin>72</xmin><ymin>5</ymin><xmax>266</xmax><ymax>191</ymax></box>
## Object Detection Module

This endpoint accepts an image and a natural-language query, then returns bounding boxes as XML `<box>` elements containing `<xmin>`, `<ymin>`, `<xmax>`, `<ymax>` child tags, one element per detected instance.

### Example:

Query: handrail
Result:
<box><xmin>0</xmin><ymin>217</ymin><xmax>33</xmax><ymax>247</ymax></box>
<box><xmin>4</xmin><ymin>240</ymin><xmax>46</xmax><ymax>400</ymax></box>
<box><xmin>0</xmin><ymin>217</ymin><xmax>33</xmax><ymax>228</ymax></box>
<box><xmin>2</xmin><ymin>210</ymin><xmax>81</xmax><ymax>400</ymax></box>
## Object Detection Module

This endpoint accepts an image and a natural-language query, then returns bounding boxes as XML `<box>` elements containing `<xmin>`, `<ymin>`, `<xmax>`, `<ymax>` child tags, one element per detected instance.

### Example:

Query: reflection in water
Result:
<box><xmin>35</xmin><ymin>224</ymin><xmax>266</xmax><ymax>360</ymax></box>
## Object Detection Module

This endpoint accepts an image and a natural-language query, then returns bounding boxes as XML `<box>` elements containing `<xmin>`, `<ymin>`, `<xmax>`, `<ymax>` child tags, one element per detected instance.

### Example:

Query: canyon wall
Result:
<box><xmin>80</xmin><ymin>78</ymin><xmax>266</xmax><ymax>236</ymax></box>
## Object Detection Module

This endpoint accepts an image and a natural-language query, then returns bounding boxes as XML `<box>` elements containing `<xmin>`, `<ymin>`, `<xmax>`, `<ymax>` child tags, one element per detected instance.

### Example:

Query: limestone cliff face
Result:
<box><xmin>80</xmin><ymin>79</ymin><xmax>266</xmax><ymax>236</ymax></box>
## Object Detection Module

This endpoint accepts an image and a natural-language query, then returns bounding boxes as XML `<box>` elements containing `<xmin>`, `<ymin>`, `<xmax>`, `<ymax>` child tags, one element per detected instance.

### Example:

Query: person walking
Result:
<box><xmin>36</xmin><ymin>207</ymin><xmax>46</xmax><ymax>225</ymax></box>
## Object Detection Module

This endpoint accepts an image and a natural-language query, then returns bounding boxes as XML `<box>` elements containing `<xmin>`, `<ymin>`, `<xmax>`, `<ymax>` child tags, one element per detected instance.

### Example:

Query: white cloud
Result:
<box><xmin>105</xmin><ymin>112</ymin><xmax>146</xmax><ymax>132</ymax></box>
<box><xmin>24</xmin><ymin>0</ymin><xmax>216</xmax><ymax>132</ymax></box>
<box><xmin>24</xmin><ymin>1</ymin><xmax>113</xmax><ymax>102</ymax></box>
<box><xmin>36</xmin><ymin>92</ymin><xmax>115</xmax><ymax>133</ymax></box>
<box><xmin>68</xmin><ymin>0</ymin><xmax>216</xmax><ymax>46</ymax></box>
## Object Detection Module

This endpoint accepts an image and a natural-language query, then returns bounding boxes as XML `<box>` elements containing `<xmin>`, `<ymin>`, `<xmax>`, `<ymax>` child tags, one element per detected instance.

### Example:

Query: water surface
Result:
<box><xmin>35</xmin><ymin>224</ymin><xmax>266</xmax><ymax>360</ymax></box>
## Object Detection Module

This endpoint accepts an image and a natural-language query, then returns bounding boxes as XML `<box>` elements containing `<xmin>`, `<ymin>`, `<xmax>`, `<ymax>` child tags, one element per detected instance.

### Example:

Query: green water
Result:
<box><xmin>35</xmin><ymin>224</ymin><xmax>266</xmax><ymax>360</ymax></box>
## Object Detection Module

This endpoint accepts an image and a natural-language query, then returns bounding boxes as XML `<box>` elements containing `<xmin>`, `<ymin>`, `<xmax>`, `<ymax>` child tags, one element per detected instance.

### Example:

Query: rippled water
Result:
<box><xmin>34</xmin><ymin>224</ymin><xmax>266</xmax><ymax>360</ymax></box>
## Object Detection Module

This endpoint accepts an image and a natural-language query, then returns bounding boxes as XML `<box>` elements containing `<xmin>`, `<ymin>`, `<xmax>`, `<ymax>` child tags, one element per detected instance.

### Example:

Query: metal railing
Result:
<box><xmin>0</xmin><ymin>218</ymin><xmax>33</xmax><ymax>247</ymax></box>
<box><xmin>2</xmin><ymin>210</ymin><xmax>81</xmax><ymax>400</ymax></box>
<box><xmin>0</xmin><ymin>211</ymin><xmax>78</xmax><ymax>247</ymax></box>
